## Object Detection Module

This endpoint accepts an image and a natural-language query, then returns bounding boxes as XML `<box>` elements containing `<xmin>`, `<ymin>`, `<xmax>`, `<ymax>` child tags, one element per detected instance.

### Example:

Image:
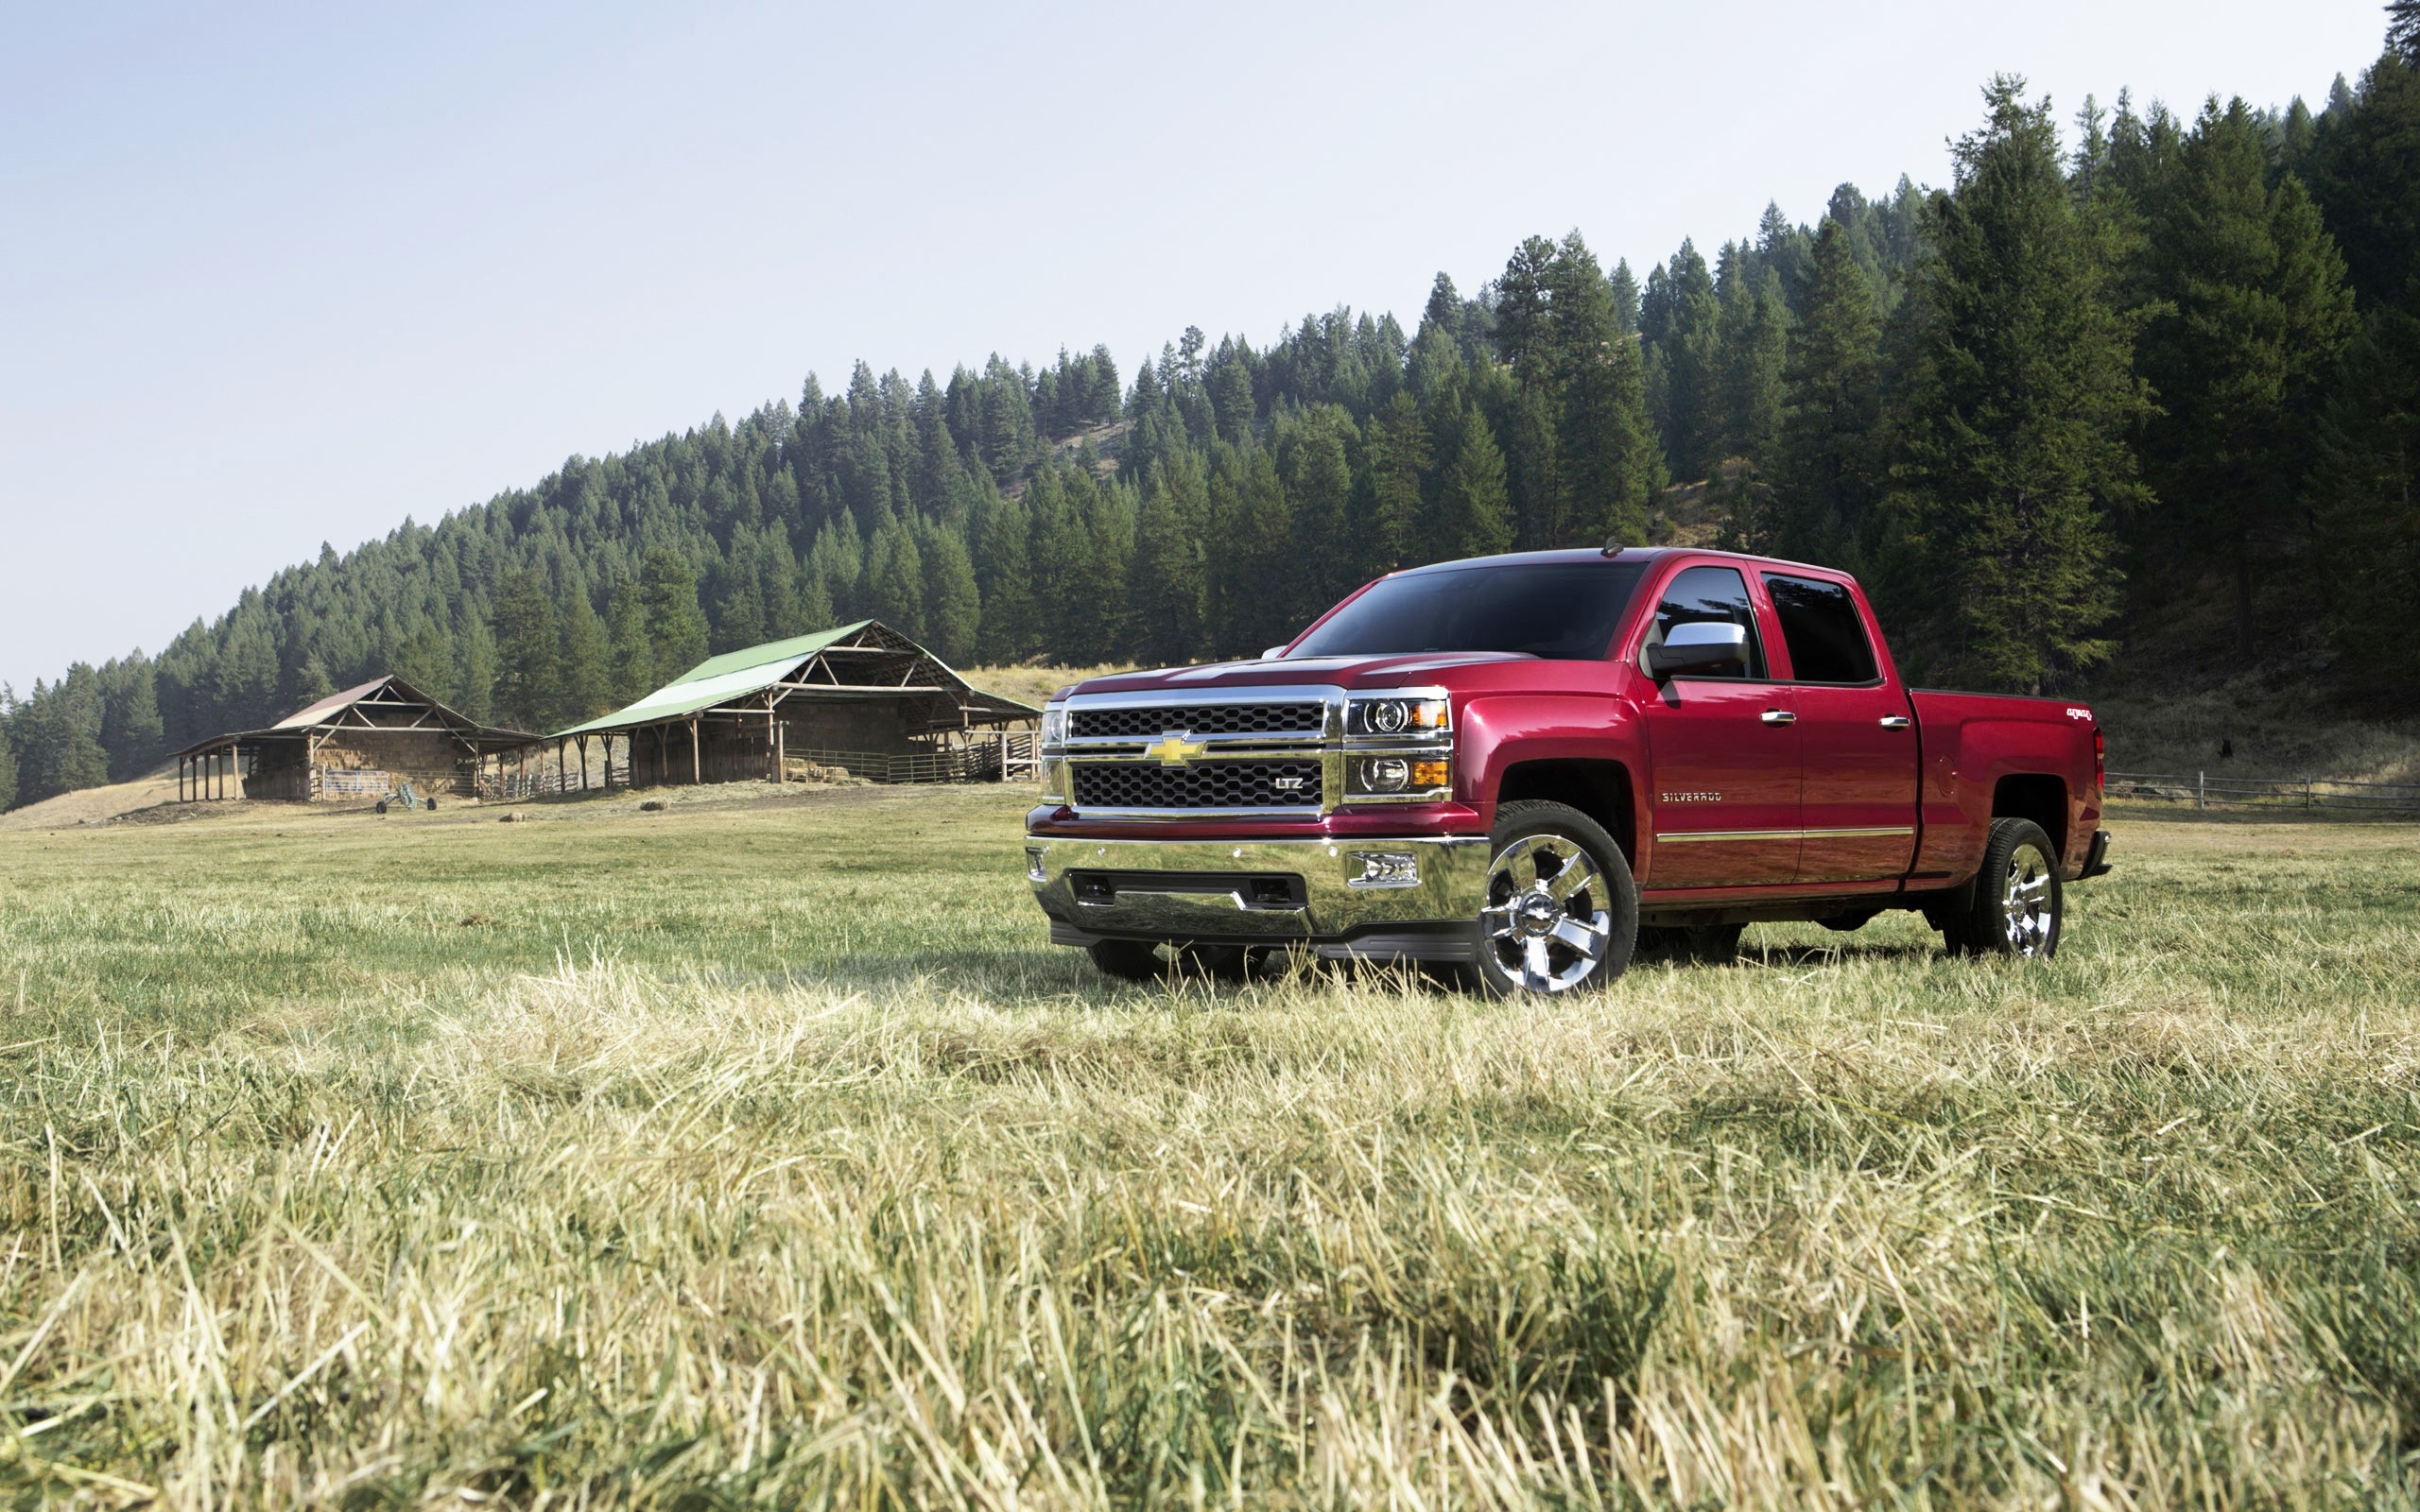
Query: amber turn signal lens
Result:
<box><xmin>1410</xmin><ymin>760</ymin><xmax>1449</xmax><ymax>790</ymax></box>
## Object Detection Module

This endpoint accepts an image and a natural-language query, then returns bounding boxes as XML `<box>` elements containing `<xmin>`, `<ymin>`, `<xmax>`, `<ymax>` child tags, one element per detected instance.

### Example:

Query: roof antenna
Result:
<box><xmin>1601</xmin><ymin>536</ymin><xmax>1626</xmax><ymax>557</ymax></box>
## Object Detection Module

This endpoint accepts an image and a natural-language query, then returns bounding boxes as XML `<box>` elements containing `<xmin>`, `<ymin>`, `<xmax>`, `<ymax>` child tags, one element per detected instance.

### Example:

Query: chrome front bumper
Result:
<box><xmin>1027</xmin><ymin>834</ymin><xmax>1491</xmax><ymax>961</ymax></box>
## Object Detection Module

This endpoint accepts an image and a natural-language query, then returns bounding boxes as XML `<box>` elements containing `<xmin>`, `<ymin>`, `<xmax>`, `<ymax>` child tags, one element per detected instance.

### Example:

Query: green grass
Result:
<box><xmin>2</xmin><ymin>790</ymin><xmax>2417</xmax><ymax>1506</ymax></box>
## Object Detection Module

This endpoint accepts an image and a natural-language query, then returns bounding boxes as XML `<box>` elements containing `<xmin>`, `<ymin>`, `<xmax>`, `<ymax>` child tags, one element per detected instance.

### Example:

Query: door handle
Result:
<box><xmin>1760</xmin><ymin>710</ymin><xmax>1796</xmax><ymax>726</ymax></box>
<box><xmin>1879</xmin><ymin>715</ymin><xmax>1912</xmax><ymax>730</ymax></box>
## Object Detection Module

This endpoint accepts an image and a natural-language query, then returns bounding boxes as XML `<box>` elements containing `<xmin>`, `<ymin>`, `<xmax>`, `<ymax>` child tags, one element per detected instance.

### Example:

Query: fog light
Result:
<box><xmin>1362</xmin><ymin>756</ymin><xmax>1410</xmax><ymax>792</ymax></box>
<box><xmin>1348</xmin><ymin>851</ymin><xmax>1421</xmax><ymax>889</ymax></box>
<box><xmin>1026</xmin><ymin>847</ymin><xmax>1047</xmax><ymax>883</ymax></box>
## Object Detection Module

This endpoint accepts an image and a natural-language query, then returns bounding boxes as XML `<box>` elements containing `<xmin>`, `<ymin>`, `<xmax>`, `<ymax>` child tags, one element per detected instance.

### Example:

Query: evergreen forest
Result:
<box><xmin>6</xmin><ymin>25</ymin><xmax>2419</xmax><ymax>812</ymax></box>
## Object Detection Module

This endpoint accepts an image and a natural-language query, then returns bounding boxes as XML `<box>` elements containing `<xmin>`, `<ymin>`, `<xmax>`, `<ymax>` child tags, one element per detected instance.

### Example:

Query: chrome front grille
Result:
<box><xmin>1072</xmin><ymin>761</ymin><xmax>1324</xmax><ymax>811</ymax></box>
<box><xmin>1068</xmin><ymin>702</ymin><xmax>1327</xmax><ymax>739</ymax></box>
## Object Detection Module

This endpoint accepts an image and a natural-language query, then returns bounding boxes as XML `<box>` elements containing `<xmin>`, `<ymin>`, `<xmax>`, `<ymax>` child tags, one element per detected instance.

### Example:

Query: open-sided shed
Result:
<box><xmin>173</xmin><ymin>676</ymin><xmax>542</xmax><ymax>803</ymax></box>
<box><xmin>551</xmin><ymin>620</ymin><xmax>1039</xmax><ymax>788</ymax></box>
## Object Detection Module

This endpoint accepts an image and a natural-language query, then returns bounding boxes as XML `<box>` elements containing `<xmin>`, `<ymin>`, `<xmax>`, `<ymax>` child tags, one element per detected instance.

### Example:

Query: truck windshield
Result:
<box><xmin>1288</xmin><ymin>561</ymin><xmax>1648</xmax><ymax>660</ymax></box>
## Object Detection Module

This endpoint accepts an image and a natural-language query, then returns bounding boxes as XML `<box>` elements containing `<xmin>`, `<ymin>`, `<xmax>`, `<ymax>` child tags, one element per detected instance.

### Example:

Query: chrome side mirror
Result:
<box><xmin>1261</xmin><ymin>645</ymin><xmax>1289</xmax><ymax>661</ymax></box>
<box><xmin>1647</xmin><ymin>621</ymin><xmax>1748</xmax><ymax>679</ymax></box>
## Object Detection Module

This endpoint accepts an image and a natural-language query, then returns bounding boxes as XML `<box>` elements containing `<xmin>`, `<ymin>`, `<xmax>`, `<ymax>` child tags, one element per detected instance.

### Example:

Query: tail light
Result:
<box><xmin>2093</xmin><ymin>728</ymin><xmax>2105</xmax><ymax>795</ymax></box>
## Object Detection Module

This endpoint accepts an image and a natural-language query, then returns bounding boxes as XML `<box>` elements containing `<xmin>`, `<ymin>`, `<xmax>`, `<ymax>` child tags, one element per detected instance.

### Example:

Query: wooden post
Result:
<box><xmin>775</xmin><ymin>721</ymin><xmax>785</xmax><ymax>783</ymax></box>
<box><xmin>691</xmin><ymin>718</ymin><xmax>701</xmax><ymax>784</ymax></box>
<box><xmin>579</xmin><ymin>735</ymin><xmax>589</xmax><ymax>792</ymax></box>
<box><xmin>2197</xmin><ymin>770</ymin><xmax>2206</xmax><ymax>812</ymax></box>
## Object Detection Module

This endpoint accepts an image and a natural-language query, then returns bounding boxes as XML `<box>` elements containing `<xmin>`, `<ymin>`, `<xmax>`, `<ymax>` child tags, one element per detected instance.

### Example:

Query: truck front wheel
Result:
<box><xmin>1945</xmin><ymin>817</ymin><xmax>2064</xmax><ymax>959</ymax></box>
<box><xmin>1474</xmin><ymin>801</ymin><xmax>1638</xmax><ymax>996</ymax></box>
<box><xmin>1087</xmin><ymin>939</ymin><xmax>1255</xmax><ymax>983</ymax></box>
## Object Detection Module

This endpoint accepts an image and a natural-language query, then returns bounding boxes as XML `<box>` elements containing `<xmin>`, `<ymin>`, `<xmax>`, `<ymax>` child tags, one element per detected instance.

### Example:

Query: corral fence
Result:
<box><xmin>2107</xmin><ymin>770</ymin><xmax>2420</xmax><ymax>817</ymax></box>
<box><xmin>471</xmin><ymin>735</ymin><xmax>1036</xmax><ymax>801</ymax></box>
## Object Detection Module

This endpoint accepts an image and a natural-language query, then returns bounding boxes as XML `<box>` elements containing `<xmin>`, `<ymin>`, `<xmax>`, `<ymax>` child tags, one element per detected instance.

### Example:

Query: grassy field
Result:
<box><xmin>0</xmin><ymin>790</ymin><xmax>2416</xmax><ymax>1507</ymax></box>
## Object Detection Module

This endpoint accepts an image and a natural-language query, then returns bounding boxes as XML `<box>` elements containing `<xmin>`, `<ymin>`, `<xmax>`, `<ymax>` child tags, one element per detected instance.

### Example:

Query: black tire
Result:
<box><xmin>1088</xmin><ymin>938</ymin><xmax>1166</xmax><ymax>981</ymax></box>
<box><xmin>1637</xmin><ymin>921</ymin><xmax>1745</xmax><ymax>965</ymax></box>
<box><xmin>1087</xmin><ymin>938</ymin><xmax>1256</xmax><ymax>984</ymax></box>
<box><xmin>1474</xmin><ymin>800</ymin><xmax>1638</xmax><ymax>996</ymax></box>
<box><xmin>1944</xmin><ymin>817</ymin><xmax>2064</xmax><ymax>958</ymax></box>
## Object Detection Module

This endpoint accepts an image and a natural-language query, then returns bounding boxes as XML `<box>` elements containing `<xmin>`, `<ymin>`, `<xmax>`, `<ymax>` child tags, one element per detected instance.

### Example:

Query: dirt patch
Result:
<box><xmin>0</xmin><ymin>769</ymin><xmax>186</xmax><ymax>831</ymax></box>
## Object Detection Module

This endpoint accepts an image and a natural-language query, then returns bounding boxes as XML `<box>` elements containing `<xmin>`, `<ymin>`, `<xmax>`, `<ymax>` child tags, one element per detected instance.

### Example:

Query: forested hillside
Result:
<box><xmin>5</xmin><ymin>26</ymin><xmax>2417</xmax><ymax>812</ymax></box>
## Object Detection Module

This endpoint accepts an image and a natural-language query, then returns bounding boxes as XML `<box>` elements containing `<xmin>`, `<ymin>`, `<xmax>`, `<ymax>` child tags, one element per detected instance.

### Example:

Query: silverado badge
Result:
<box><xmin>1144</xmin><ymin>732</ymin><xmax>1208</xmax><ymax>767</ymax></box>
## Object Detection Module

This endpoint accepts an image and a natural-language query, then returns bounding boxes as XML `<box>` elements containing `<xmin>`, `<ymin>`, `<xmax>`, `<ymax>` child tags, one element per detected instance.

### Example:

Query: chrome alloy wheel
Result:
<box><xmin>2000</xmin><ymin>839</ymin><xmax>2057</xmax><ymax>956</ymax></box>
<box><xmin>1479</xmin><ymin>834</ymin><xmax>1614</xmax><ymax>992</ymax></box>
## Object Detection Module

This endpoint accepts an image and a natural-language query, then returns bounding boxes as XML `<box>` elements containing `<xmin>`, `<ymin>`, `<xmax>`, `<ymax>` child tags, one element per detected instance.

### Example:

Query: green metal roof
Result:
<box><xmin>664</xmin><ymin>621</ymin><xmax>872</xmax><ymax>687</ymax></box>
<box><xmin>548</xmin><ymin>620</ymin><xmax>1038</xmax><ymax>739</ymax></box>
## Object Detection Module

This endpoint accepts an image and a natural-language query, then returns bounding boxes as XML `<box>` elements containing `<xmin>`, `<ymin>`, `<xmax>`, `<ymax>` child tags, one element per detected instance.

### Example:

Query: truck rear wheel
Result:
<box><xmin>1945</xmin><ymin>817</ymin><xmax>2063</xmax><ymax>959</ymax></box>
<box><xmin>1474</xmin><ymin>801</ymin><xmax>1637</xmax><ymax>996</ymax></box>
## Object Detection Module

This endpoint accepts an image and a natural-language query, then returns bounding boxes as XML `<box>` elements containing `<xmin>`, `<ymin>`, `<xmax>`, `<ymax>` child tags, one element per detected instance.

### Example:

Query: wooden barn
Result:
<box><xmin>550</xmin><ymin>620</ymin><xmax>1039</xmax><ymax>788</ymax></box>
<box><xmin>173</xmin><ymin>676</ymin><xmax>543</xmax><ymax>803</ymax></box>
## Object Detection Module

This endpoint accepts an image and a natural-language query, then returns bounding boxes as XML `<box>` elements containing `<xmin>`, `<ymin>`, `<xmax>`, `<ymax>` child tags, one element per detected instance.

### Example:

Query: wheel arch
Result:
<box><xmin>1494</xmin><ymin>758</ymin><xmax>1637</xmax><ymax>866</ymax></box>
<box><xmin>1992</xmin><ymin>773</ymin><xmax>2069</xmax><ymax>860</ymax></box>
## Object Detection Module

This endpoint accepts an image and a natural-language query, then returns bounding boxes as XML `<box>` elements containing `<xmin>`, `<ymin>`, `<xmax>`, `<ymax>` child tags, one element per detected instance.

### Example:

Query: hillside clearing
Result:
<box><xmin>0</xmin><ymin>794</ymin><xmax>2414</xmax><ymax>1505</ymax></box>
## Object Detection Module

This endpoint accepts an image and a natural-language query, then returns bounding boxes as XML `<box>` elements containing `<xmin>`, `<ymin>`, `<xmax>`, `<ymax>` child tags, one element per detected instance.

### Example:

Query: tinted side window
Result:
<box><xmin>1649</xmin><ymin>565</ymin><xmax>1765</xmax><ymax>679</ymax></box>
<box><xmin>1762</xmin><ymin>574</ymin><xmax>1878</xmax><ymax>683</ymax></box>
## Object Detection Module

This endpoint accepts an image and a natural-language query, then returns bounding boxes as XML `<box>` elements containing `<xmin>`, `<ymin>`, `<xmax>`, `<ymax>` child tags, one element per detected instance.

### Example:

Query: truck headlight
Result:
<box><xmin>1347</xmin><ymin>694</ymin><xmax>1449</xmax><ymax>739</ymax></box>
<box><xmin>1040</xmin><ymin>702</ymin><xmax>1067</xmax><ymax>748</ymax></box>
<box><xmin>1347</xmin><ymin>755</ymin><xmax>1451</xmax><ymax>800</ymax></box>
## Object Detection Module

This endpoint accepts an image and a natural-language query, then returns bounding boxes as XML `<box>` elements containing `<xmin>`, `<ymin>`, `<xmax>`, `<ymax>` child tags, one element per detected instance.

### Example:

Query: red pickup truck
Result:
<box><xmin>1026</xmin><ymin>546</ymin><xmax>2111</xmax><ymax>994</ymax></box>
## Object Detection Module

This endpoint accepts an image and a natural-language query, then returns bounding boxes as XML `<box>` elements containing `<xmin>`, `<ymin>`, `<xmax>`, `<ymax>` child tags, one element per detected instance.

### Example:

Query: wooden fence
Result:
<box><xmin>470</xmin><ymin>733</ymin><xmax>1038</xmax><ymax>800</ymax></box>
<box><xmin>2106</xmin><ymin>770</ymin><xmax>2420</xmax><ymax>816</ymax></box>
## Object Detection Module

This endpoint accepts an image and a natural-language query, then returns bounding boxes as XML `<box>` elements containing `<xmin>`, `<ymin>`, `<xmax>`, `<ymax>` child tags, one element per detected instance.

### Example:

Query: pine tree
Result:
<box><xmin>1208</xmin><ymin>449</ymin><xmax>1297</xmax><ymax>657</ymax></box>
<box><xmin>98</xmin><ymin>655</ymin><xmax>164</xmax><ymax>782</ymax></box>
<box><xmin>1496</xmin><ymin>232</ymin><xmax>1658</xmax><ymax>547</ymax></box>
<box><xmin>26</xmin><ymin>668</ymin><xmax>110</xmax><ymax>801</ymax></box>
<box><xmin>2135</xmin><ymin>97</ymin><xmax>2357</xmax><ymax>657</ymax></box>
<box><xmin>972</xmin><ymin>498</ymin><xmax>1036</xmax><ymax>662</ymax></box>
<box><xmin>2309</xmin><ymin>281</ymin><xmax>2420</xmax><ymax>686</ymax></box>
<box><xmin>1126</xmin><ymin>461</ymin><xmax>1208</xmax><ymax>665</ymax></box>
<box><xmin>638</xmin><ymin>549</ymin><xmax>710</xmax><ymax>687</ymax></box>
<box><xmin>1643</xmin><ymin>241</ymin><xmax>1721</xmax><ymax>480</ymax></box>
<box><xmin>607</xmin><ymin>580</ymin><xmax>654</xmax><ymax>701</ymax></box>
<box><xmin>393</xmin><ymin>618</ymin><xmax>455</xmax><ymax>704</ymax></box>
<box><xmin>0</xmin><ymin>697</ymin><xmax>17</xmax><ymax>812</ymax></box>
<box><xmin>1275</xmin><ymin>404</ymin><xmax>1357</xmax><ymax>621</ymax></box>
<box><xmin>919</xmin><ymin>520</ymin><xmax>981</xmax><ymax>663</ymax></box>
<box><xmin>1608</xmin><ymin>259</ymin><xmax>1642</xmax><ymax>336</ymax></box>
<box><xmin>1715</xmin><ymin>254</ymin><xmax>1790</xmax><ymax>468</ymax></box>
<box><xmin>1769</xmin><ymin>218</ymin><xmax>1884</xmax><ymax>561</ymax></box>
<box><xmin>1357</xmin><ymin>391</ymin><xmax>1432</xmax><ymax>574</ymax></box>
<box><xmin>1882</xmin><ymin>77</ymin><xmax>2150</xmax><ymax>692</ymax></box>
<box><xmin>2308</xmin><ymin>51</ymin><xmax>2420</xmax><ymax>307</ymax></box>
<box><xmin>710</xmin><ymin>540</ymin><xmax>769</xmax><ymax>653</ymax></box>
<box><xmin>452</xmin><ymin>620</ymin><xmax>497</xmax><ymax>723</ymax></box>
<box><xmin>555</xmin><ymin>592</ymin><xmax>613</xmax><ymax>726</ymax></box>
<box><xmin>489</xmin><ymin>568</ymin><xmax>558</xmax><ymax>730</ymax></box>
<box><xmin>212</xmin><ymin>601</ymin><xmax>280</xmax><ymax>730</ymax></box>
<box><xmin>1547</xmin><ymin>232</ymin><xmax>1660</xmax><ymax>546</ymax></box>
<box><xmin>1433</xmin><ymin>399</ymin><xmax>1515</xmax><ymax>559</ymax></box>
<box><xmin>862</xmin><ymin>517</ymin><xmax>926</xmax><ymax>638</ymax></box>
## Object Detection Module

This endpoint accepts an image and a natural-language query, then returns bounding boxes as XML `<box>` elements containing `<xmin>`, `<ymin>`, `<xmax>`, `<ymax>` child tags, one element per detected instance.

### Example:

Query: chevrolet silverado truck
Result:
<box><xmin>1026</xmin><ymin>546</ymin><xmax>2112</xmax><ymax>994</ymax></box>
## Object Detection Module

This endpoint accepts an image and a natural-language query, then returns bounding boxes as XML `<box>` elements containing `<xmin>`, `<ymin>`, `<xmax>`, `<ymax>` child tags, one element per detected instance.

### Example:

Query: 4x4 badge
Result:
<box><xmin>1143</xmin><ymin>732</ymin><xmax>1208</xmax><ymax>767</ymax></box>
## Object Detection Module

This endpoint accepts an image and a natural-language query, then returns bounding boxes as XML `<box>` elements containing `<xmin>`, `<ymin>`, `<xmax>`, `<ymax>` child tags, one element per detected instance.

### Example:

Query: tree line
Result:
<box><xmin>5</xmin><ymin>22</ymin><xmax>2416</xmax><ymax>813</ymax></box>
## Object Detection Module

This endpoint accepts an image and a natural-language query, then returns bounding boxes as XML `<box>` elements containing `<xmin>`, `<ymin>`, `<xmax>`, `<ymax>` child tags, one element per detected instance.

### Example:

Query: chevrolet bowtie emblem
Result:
<box><xmin>1143</xmin><ymin>732</ymin><xmax>1208</xmax><ymax>766</ymax></box>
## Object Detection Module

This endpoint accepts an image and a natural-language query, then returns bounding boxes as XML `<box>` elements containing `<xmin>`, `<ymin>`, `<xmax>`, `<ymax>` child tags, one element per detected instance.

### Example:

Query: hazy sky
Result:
<box><xmin>0</xmin><ymin>0</ymin><xmax>2392</xmax><ymax>693</ymax></box>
